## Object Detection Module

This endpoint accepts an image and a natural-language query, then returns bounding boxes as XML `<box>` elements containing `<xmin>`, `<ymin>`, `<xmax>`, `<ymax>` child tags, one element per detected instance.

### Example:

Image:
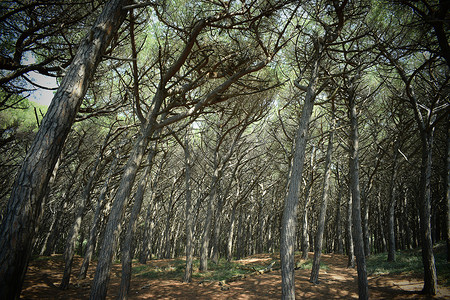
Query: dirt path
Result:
<box><xmin>20</xmin><ymin>253</ymin><xmax>450</xmax><ymax>299</ymax></box>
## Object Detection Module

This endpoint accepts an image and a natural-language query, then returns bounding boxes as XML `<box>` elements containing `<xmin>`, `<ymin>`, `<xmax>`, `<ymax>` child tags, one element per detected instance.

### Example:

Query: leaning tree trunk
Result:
<box><xmin>281</xmin><ymin>56</ymin><xmax>318</xmax><ymax>299</ymax></box>
<box><xmin>89</xmin><ymin>130</ymin><xmax>153</xmax><ymax>300</ymax></box>
<box><xmin>61</xmin><ymin>129</ymin><xmax>114</xmax><ymax>289</ymax></box>
<box><xmin>79</xmin><ymin>153</ymin><xmax>119</xmax><ymax>280</ymax></box>
<box><xmin>348</xmin><ymin>86</ymin><xmax>369</xmax><ymax>300</ymax></box>
<box><xmin>310</xmin><ymin>115</ymin><xmax>335</xmax><ymax>284</ymax></box>
<box><xmin>138</xmin><ymin>152</ymin><xmax>165</xmax><ymax>264</ymax></box>
<box><xmin>0</xmin><ymin>2</ymin><xmax>129</xmax><ymax>298</ymax></box>
<box><xmin>118</xmin><ymin>148</ymin><xmax>155</xmax><ymax>300</ymax></box>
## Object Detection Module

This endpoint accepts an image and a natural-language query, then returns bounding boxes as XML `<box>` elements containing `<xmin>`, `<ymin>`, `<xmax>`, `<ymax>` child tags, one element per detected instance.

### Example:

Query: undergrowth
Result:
<box><xmin>366</xmin><ymin>242</ymin><xmax>450</xmax><ymax>286</ymax></box>
<box><xmin>132</xmin><ymin>258</ymin><xmax>270</xmax><ymax>282</ymax></box>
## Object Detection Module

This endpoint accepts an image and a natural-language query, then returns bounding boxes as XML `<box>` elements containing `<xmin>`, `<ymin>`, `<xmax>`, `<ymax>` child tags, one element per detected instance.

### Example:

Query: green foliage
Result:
<box><xmin>295</xmin><ymin>259</ymin><xmax>328</xmax><ymax>271</ymax></box>
<box><xmin>0</xmin><ymin>101</ymin><xmax>47</xmax><ymax>133</ymax></box>
<box><xmin>367</xmin><ymin>243</ymin><xmax>450</xmax><ymax>287</ymax></box>
<box><xmin>367</xmin><ymin>250</ymin><xmax>423</xmax><ymax>275</ymax></box>
<box><xmin>132</xmin><ymin>258</ymin><xmax>270</xmax><ymax>282</ymax></box>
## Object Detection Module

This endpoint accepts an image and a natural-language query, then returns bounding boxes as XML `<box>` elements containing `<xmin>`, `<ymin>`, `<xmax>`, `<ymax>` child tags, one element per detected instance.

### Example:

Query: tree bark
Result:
<box><xmin>348</xmin><ymin>85</ymin><xmax>369</xmax><ymax>300</ymax></box>
<box><xmin>301</xmin><ymin>161</ymin><xmax>314</xmax><ymax>260</ymax></box>
<box><xmin>446</xmin><ymin>120</ymin><xmax>450</xmax><ymax>262</ymax></box>
<box><xmin>310</xmin><ymin>115</ymin><xmax>335</xmax><ymax>284</ymax></box>
<box><xmin>361</xmin><ymin>188</ymin><xmax>370</xmax><ymax>257</ymax></box>
<box><xmin>183</xmin><ymin>134</ymin><xmax>194</xmax><ymax>282</ymax></box>
<box><xmin>227</xmin><ymin>204</ymin><xmax>238</xmax><ymax>261</ymax></box>
<box><xmin>211</xmin><ymin>194</ymin><xmax>224</xmax><ymax>263</ymax></box>
<box><xmin>419</xmin><ymin>134</ymin><xmax>438</xmax><ymax>295</ymax></box>
<box><xmin>200</xmin><ymin>157</ymin><xmax>218</xmax><ymax>271</ymax></box>
<box><xmin>387</xmin><ymin>142</ymin><xmax>399</xmax><ymax>262</ymax></box>
<box><xmin>0</xmin><ymin>1</ymin><xmax>129</xmax><ymax>298</ymax></box>
<box><xmin>79</xmin><ymin>153</ymin><xmax>119</xmax><ymax>280</ymax></box>
<box><xmin>335</xmin><ymin>165</ymin><xmax>344</xmax><ymax>254</ymax></box>
<box><xmin>118</xmin><ymin>147</ymin><xmax>155</xmax><ymax>300</ymax></box>
<box><xmin>61</xmin><ymin>130</ymin><xmax>113</xmax><ymax>289</ymax></box>
<box><xmin>281</xmin><ymin>54</ymin><xmax>319</xmax><ymax>299</ymax></box>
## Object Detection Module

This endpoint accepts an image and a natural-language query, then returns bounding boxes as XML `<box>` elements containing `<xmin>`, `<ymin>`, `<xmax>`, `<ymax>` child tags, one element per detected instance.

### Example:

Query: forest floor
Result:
<box><xmin>21</xmin><ymin>250</ymin><xmax>450</xmax><ymax>299</ymax></box>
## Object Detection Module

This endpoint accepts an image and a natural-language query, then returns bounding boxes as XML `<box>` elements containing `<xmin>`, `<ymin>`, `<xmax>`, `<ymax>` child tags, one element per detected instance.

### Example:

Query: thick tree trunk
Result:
<box><xmin>0</xmin><ymin>2</ymin><xmax>129</xmax><ymax>298</ymax></box>
<box><xmin>118</xmin><ymin>148</ymin><xmax>155</xmax><ymax>299</ymax></box>
<box><xmin>419</xmin><ymin>135</ymin><xmax>438</xmax><ymax>295</ymax></box>
<box><xmin>89</xmin><ymin>131</ymin><xmax>153</xmax><ymax>300</ymax></box>
<box><xmin>310</xmin><ymin>116</ymin><xmax>335</xmax><ymax>284</ymax></box>
<box><xmin>349</xmin><ymin>88</ymin><xmax>369</xmax><ymax>300</ymax></box>
<box><xmin>79</xmin><ymin>154</ymin><xmax>119</xmax><ymax>280</ymax></box>
<box><xmin>281</xmin><ymin>57</ymin><xmax>318</xmax><ymax>299</ymax></box>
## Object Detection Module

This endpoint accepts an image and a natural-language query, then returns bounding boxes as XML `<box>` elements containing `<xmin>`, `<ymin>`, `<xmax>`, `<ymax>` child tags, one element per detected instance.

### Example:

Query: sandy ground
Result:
<box><xmin>20</xmin><ymin>253</ymin><xmax>450</xmax><ymax>299</ymax></box>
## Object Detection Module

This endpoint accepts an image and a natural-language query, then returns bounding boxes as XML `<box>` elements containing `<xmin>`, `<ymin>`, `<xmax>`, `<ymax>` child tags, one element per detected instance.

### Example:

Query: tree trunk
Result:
<box><xmin>348</xmin><ymin>87</ymin><xmax>369</xmax><ymax>300</ymax></box>
<box><xmin>236</xmin><ymin>210</ymin><xmax>244</xmax><ymax>260</ymax></box>
<box><xmin>227</xmin><ymin>204</ymin><xmax>238</xmax><ymax>261</ymax></box>
<box><xmin>310</xmin><ymin>116</ymin><xmax>335</xmax><ymax>284</ymax></box>
<box><xmin>200</xmin><ymin>154</ymin><xmax>219</xmax><ymax>271</ymax></box>
<box><xmin>301</xmin><ymin>147</ymin><xmax>316</xmax><ymax>259</ymax></box>
<box><xmin>0</xmin><ymin>2</ymin><xmax>129</xmax><ymax>298</ymax></box>
<box><xmin>419</xmin><ymin>134</ymin><xmax>438</xmax><ymax>295</ymax></box>
<box><xmin>211</xmin><ymin>194</ymin><xmax>224</xmax><ymax>263</ymax></box>
<box><xmin>387</xmin><ymin>143</ymin><xmax>399</xmax><ymax>262</ymax></box>
<box><xmin>376</xmin><ymin>190</ymin><xmax>387</xmax><ymax>252</ymax></box>
<box><xmin>118</xmin><ymin>148</ymin><xmax>155</xmax><ymax>300</ymax></box>
<box><xmin>361</xmin><ymin>188</ymin><xmax>370</xmax><ymax>257</ymax></box>
<box><xmin>61</xmin><ymin>131</ymin><xmax>113</xmax><ymax>289</ymax></box>
<box><xmin>163</xmin><ymin>191</ymin><xmax>174</xmax><ymax>259</ymax></box>
<box><xmin>79</xmin><ymin>154</ymin><xmax>119</xmax><ymax>280</ymax></box>
<box><xmin>301</xmin><ymin>179</ymin><xmax>313</xmax><ymax>260</ymax></box>
<box><xmin>183</xmin><ymin>134</ymin><xmax>195</xmax><ymax>282</ymax></box>
<box><xmin>199</xmin><ymin>185</ymin><xmax>216</xmax><ymax>271</ymax></box>
<box><xmin>446</xmin><ymin>120</ymin><xmax>450</xmax><ymax>262</ymax></box>
<box><xmin>281</xmin><ymin>56</ymin><xmax>318</xmax><ymax>299</ymax></box>
<box><xmin>89</xmin><ymin>131</ymin><xmax>153</xmax><ymax>300</ymax></box>
<box><xmin>138</xmin><ymin>201</ymin><xmax>157</xmax><ymax>264</ymax></box>
<box><xmin>138</xmin><ymin>153</ymin><xmax>165</xmax><ymax>264</ymax></box>
<box><xmin>335</xmin><ymin>167</ymin><xmax>344</xmax><ymax>254</ymax></box>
